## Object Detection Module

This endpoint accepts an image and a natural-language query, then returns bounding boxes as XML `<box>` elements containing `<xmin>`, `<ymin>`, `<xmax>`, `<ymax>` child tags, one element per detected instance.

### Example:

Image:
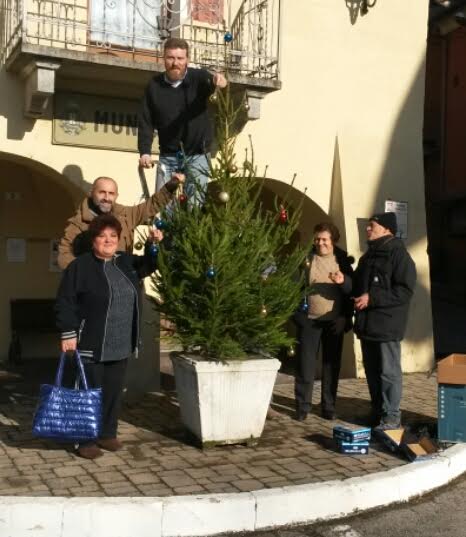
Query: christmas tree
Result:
<box><xmin>153</xmin><ymin>86</ymin><xmax>307</xmax><ymax>361</ymax></box>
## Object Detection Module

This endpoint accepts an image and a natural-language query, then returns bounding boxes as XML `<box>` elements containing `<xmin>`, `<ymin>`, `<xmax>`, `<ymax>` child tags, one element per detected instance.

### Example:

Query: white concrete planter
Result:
<box><xmin>170</xmin><ymin>354</ymin><xmax>281</xmax><ymax>447</ymax></box>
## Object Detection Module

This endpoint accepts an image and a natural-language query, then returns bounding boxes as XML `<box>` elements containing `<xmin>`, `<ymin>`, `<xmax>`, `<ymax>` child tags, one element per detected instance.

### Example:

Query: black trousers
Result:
<box><xmin>83</xmin><ymin>358</ymin><xmax>128</xmax><ymax>440</ymax></box>
<box><xmin>294</xmin><ymin>314</ymin><xmax>344</xmax><ymax>414</ymax></box>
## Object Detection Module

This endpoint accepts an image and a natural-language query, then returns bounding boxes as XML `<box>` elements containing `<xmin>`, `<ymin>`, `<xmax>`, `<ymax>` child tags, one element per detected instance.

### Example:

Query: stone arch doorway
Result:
<box><xmin>259</xmin><ymin>177</ymin><xmax>329</xmax><ymax>247</ymax></box>
<box><xmin>0</xmin><ymin>153</ymin><xmax>80</xmax><ymax>361</ymax></box>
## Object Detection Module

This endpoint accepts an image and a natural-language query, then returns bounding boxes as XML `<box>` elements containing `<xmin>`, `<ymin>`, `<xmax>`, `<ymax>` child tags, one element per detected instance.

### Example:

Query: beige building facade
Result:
<box><xmin>0</xmin><ymin>0</ymin><xmax>433</xmax><ymax>377</ymax></box>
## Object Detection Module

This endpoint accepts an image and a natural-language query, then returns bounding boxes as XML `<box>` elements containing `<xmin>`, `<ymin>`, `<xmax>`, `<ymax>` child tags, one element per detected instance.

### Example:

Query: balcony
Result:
<box><xmin>0</xmin><ymin>0</ymin><xmax>281</xmax><ymax>116</ymax></box>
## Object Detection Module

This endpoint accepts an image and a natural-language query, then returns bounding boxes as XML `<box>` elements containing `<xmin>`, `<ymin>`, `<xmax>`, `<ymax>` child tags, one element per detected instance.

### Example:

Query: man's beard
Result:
<box><xmin>98</xmin><ymin>202</ymin><xmax>112</xmax><ymax>213</ymax></box>
<box><xmin>167</xmin><ymin>66</ymin><xmax>185</xmax><ymax>81</ymax></box>
<box><xmin>91</xmin><ymin>197</ymin><xmax>112</xmax><ymax>213</ymax></box>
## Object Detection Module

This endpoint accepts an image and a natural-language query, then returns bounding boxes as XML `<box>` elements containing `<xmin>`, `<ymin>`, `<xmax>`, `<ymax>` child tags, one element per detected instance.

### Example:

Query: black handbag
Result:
<box><xmin>32</xmin><ymin>350</ymin><xmax>102</xmax><ymax>442</ymax></box>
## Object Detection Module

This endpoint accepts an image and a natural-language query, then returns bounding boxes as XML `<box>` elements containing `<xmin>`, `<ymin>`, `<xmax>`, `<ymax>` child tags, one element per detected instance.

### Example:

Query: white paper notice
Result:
<box><xmin>384</xmin><ymin>200</ymin><xmax>408</xmax><ymax>239</ymax></box>
<box><xmin>6</xmin><ymin>238</ymin><xmax>26</xmax><ymax>262</ymax></box>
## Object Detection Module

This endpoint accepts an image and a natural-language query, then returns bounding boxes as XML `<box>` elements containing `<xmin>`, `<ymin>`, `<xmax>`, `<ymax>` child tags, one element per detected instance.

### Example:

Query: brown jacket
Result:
<box><xmin>58</xmin><ymin>186</ymin><xmax>172</xmax><ymax>269</ymax></box>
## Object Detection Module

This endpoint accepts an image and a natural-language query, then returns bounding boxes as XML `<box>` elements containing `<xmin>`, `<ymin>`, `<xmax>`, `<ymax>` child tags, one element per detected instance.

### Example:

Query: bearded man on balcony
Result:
<box><xmin>138</xmin><ymin>37</ymin><xmax>227</xmax><ymax>205</ymax></box>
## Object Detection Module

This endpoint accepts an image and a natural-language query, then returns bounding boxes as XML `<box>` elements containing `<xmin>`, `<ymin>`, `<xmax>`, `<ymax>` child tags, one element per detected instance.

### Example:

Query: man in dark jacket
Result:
<box><xmin>353</xmin><ymin>212</ymin><xmax>416</xmax><ymax>430</ymax></box>
<box><xmin>138</xmin><ymin>37</ymin><xmax>227</xmax><ymax>205</ymax></box>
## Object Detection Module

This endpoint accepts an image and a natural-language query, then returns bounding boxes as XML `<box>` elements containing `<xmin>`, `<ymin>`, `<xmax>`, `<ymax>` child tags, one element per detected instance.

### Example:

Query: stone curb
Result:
<box><xmin>1</xmin><ymin>444</ymin><xmax>465</xmax><ymax>537</ymax></box>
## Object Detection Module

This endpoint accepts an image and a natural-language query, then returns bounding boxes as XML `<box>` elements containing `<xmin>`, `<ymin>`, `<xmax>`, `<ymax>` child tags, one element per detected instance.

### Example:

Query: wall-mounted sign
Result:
<box><xmin>385</xmin><ymin>199</ymin><xmax>408</xmax><ymax>239</ymax></box>
<box><xmin>53</xmin><ymin>92</ymin><xmax>159</xmax><ymax>153</ymax></box>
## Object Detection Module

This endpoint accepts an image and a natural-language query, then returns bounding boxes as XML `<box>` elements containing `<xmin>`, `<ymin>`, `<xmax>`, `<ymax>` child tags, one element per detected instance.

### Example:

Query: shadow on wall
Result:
<box><xmin>344</xmin><ymin>59</ymin><xmax>433</xmax><ymax>348</ymax></box>
<box><xmin>0</xmin><ymin>70</ymin><xmax>37</xmax><ymax>141</ymax></box>
<box><xmin>62</xmin><ymin>164</ymin><xmax>91</xmax><ymax>201</ymax></box>
<box><xmin>345</xmin><ymin>0</ymin><xmax>379</xmax><ymax>25</ymax></box>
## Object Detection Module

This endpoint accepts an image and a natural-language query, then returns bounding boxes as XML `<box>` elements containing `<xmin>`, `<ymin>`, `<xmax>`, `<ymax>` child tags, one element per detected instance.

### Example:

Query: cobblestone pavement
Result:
<box><xmin>0</xmin><ymin>362</ymin><xmax>437</xmax><ymax>498</ymax></box>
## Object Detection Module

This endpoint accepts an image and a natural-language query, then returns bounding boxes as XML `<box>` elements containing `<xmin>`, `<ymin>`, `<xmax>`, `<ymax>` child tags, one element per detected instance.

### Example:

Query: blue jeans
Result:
<box><xmin>156</xmin><ymin>153</ymin><xmax>210</xmax><ymax>206</ymax></box>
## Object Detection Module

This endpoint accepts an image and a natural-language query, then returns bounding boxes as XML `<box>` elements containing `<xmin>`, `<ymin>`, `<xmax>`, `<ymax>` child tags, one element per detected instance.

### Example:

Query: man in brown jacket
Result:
<box><xmin>58</xmin><ymin>174</ymin><xmax>183</xmax><ymax>269</ymax></box>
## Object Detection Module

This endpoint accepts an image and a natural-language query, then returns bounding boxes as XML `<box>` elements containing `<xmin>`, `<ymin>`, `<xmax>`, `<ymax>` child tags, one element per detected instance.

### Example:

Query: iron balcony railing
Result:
<box><xmin>0</xmin><ymin>0</ymin><xmax>280</xmax><ymax>80</ymax></box>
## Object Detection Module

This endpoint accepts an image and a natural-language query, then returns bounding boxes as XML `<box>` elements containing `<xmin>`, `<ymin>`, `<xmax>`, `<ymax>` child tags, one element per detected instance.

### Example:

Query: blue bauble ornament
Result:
<box><xmin>206</xmin><ymin>266</ymin><xmax>216</xmax><ymax>279</ymax></box>
<box><xmin>154</xmin><ymin>217</ymin><xmax>167</xmax><ymax>230</ymax></box>
<box><xmin>301</xmin><ymin>301</ymin><xmax>309</xmax><ymax>313</ymax></box>
<box><xmin>224</xmin><ymin>32</ymin><xmax>233</xmax><ymax>43</ymax></box>
<box><xmin>176</xmin><ymin>150</ymin><xmax>184</xmax><ymax>161</ymax></box>
<box><xmin>149</xmin><ymin>243</ymin><xmax>159</xmax><ymax>256</ymax></box>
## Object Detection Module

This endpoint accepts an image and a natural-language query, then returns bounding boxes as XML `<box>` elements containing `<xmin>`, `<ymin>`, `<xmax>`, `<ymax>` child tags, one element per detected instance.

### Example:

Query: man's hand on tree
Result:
<box><xmin>165</xmin><ymin>172</ymin><xmax>186</xmax><ymax>193</ymax></box>
<box><xmin>213</xmin><ymin>72</ymin><xmax>228</xmax><ymax>89</ymax></box>
<box><xmin>149</xmin><ymin>227</ymin><xmax>164</xmax><ymax>243</ymax></box>
<box><xmin>139</xmin><ymin>154</ymin><xmax>154</xmax><ymax>169</ymax></box>
<box><xmin>172</xmin><ymin>172</ymin><xmax>185</xmax><ymax>185</ymax></box>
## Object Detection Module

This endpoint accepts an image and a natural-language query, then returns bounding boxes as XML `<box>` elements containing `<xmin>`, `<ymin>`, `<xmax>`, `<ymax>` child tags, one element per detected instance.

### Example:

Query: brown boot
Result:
<box><xmin>77</xmin><ymin>444</ymin><xmax>103</xmax><ymax>459</ymax></box>
<box><xmin>97</xmin><ymin>438</ymin><xmax>123</xmax><ymax>452</ymax></box>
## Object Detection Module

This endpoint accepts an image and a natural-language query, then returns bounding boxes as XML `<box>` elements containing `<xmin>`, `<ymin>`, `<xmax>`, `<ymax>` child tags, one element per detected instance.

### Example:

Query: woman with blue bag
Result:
<box><xmin>54</xmin><ymin>213</ymin><xmax>163</xmax><ymax>459</ymax></box>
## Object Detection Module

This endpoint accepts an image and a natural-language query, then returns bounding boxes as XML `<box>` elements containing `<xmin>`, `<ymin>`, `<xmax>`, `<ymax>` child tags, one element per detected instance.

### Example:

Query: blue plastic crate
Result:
<box><xmin>438</xmin><ymin>384</ymin><xmax>466</xmax><ymax>443</ymax></box>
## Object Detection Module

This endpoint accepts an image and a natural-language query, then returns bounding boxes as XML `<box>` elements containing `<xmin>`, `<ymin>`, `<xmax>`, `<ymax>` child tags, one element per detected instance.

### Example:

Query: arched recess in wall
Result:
<box><xmin>0</xmin><ymin>151</ymin><xmax>85</xmax><ymax>203</ymax></box>
<box><xmin>259</xmin><ymin>177</ymin><xmax>329</xmax><ymax>246</ymax></box>
<box><xmin>0</xmin><ymin>152</ymin><xmax>81</xmax><ymax>360</ymax></box>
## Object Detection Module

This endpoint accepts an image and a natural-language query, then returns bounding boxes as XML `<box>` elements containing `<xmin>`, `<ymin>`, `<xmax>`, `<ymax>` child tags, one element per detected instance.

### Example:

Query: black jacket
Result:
<box><xmin>138</xmin><ymin>68</ymin><xmax>215</xmax><ymax>156</ymax></box>
<box><xmin>55</xmin><ymin>244</ymin><xmax>157</xmax><ymax>362</ymax></box>
<box><xmin>353</xmin><ymin>236</ymin><xmax>416</xmax><ymax>342</ymax></box>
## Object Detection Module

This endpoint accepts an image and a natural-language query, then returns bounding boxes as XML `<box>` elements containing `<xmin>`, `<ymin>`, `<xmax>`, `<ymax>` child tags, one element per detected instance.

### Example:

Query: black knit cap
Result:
<box><xmin>369</xmin><ymin>212</ymin><xmax>397</xmax><ymax>235</ymax></box>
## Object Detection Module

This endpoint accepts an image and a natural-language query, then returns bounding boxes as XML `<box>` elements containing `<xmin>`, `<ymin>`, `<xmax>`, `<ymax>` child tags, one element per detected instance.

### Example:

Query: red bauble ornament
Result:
<box><xmin>278</xmin><ymin>208</ymin><xmax>288</xmax><ymax>223</ymax></box>
<box><xmin>179</xmin><ymin>193</ymin><xmax>188</xmax><ymax>204</ymax></box>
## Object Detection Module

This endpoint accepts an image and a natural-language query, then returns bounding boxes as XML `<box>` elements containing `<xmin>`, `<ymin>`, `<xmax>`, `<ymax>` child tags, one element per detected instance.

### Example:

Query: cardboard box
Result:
<box><xmin>376</xmin><ymin>428</ymin><xmax>405</xmax><ymax>453</ymax></box>
<box><xmin>437</xmin><ymin>354</ymin><xmax>466</xmax><ymax>385</ymax></box>
<box><xmin>336</xmin><ymin>440</ymin><xmax>369</xmax><ymax>455</ymax></box>
<box><xmin>333</xmin><ymin>425</ymin><xmax>371</xmax><ymax>443</ymax></box>
<box><xmin>377</xmin><ymin>428</ymin><xmax>439</xmax><ymax>460</ymax></box>
<box><xmin>402</xmin><ymin>436</ymin><xmax>438</xmax><ymax>462</ymax></box>
<box><xmin>438</xmin><ymin>383</ymin><xmax>466</xmax><ymax>442</ymax></box>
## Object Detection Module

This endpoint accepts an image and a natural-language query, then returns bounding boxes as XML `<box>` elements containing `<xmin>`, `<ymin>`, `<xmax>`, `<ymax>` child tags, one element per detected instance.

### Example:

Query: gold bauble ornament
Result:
<box><xmin>134</xmin><ymin>241</ymin><xmax>144</xmax><ymax>251</ymax></box>
<box><xmin>218</xmin><ymin>191</ymin><xmax>230</xmax><ymax>203</ymax></box>
<box><xmin>260</xmin><ymin>304</ymin><xmax>268</xmax><ymax>317</ymax></box>
<box><xmin>287</xmin><ymin>347</ymin><xmax>296</xmax><ymax>358</ymax></box>
<box><xmin>229</xmin><ymin>164</ymin><xmax>238</xmax><ymax>174</ymax></box>
<box><xmin>305</xmin><ymin>258</ymin><xmax>311</xmax><ymax>268</ymax></box>
<box><xmin>209</xmin><ymin>93</ymin><xmax>218</xmax><ymax>104</ymax></box>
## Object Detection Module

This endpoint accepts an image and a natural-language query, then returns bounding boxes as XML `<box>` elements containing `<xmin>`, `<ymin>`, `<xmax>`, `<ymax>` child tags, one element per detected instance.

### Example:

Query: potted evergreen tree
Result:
<box><xmin>153</xmin><ymin>87</ymin><xmax>306</xmax><ymax>447</ymax></box>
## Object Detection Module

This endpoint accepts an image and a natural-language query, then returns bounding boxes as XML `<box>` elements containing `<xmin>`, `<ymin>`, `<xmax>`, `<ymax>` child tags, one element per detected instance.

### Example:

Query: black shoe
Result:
<box><xmin>295</xmin><ymin>410</ymin><xmax>308</xmax><ymax>422</ymax></box>
<box><xmin>322</xmin><ymin>410</ymin><xmax>336</xmax><ymax>421</ymax></box>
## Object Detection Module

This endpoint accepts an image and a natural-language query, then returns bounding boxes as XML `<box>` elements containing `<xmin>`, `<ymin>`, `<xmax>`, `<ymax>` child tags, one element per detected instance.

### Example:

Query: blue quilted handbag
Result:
<box><xmin>32</xmin><ymin>351</ymin><xmax>102</xmax><ymax>442</ymax></box>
